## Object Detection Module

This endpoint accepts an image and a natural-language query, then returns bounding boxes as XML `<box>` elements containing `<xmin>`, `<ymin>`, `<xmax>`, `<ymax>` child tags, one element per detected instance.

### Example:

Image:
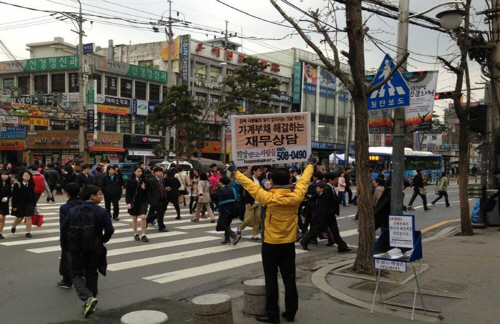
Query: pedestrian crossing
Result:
<box><xmin>0</xmin><ymin>200</ymin><xmax>359</xmax><ymax>287</ymax></box>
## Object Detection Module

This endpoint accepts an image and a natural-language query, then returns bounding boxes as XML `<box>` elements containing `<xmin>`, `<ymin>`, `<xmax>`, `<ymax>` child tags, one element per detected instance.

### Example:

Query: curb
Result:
<box><xmin>310</xmin><ymin>226</ymin><xmax>459</xmax><ymax>321</ymax></box>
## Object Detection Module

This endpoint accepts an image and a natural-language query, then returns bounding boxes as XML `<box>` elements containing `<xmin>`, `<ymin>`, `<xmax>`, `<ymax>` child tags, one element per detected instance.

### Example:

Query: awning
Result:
<box><xmin>128</xmin><ymin>149</ymin><xmax>155</xmax><ymax>156</ymax></box>
<box><xmin>89</xmin><ymin>147</ymin><xmax>125</xmax><ymax>152</ymax></box>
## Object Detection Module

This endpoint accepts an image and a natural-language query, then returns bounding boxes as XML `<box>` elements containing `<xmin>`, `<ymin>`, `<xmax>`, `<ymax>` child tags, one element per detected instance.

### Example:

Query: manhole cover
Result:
<box><xmin>421</xmin><ymin>279</ymin><xmax>469</xmax><ymax>294</ymax></box>
<box><xmin>459</xmin><ymin>240</ymin><xmax>487</xmax><ymax>245</ymax></box>
<box><xmin>350</xmin><ymin>281</ymin><xmax>400</xmax><ymax>294</ymax></box>
<box><xmin>384</xmin><ymin>292</ymin><xmax>460</xmax><ymax>312</ymax></box>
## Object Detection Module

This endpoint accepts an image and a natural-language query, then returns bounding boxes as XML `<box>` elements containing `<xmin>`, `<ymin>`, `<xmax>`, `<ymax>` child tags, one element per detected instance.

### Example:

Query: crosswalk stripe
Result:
<box><xmin>25</xmin><ymin>231</ymin><xmax>188</xmax><ymax>253</ymax></box>
<box><xmin>107</xmin><ymin>236</ymin><xmax>221</xmax><ymax>257</ymax></box>
<box><xmin>175</xmin><ymin>220</ymin><xmax>241</xmax><ymax>230</ymax></box>
<box><xmin>108</xmin><ymin>241</ymin><xmax>259</xmax><ymax>271</ymax></box>
<box><xmin>143</xmin><ymin>250</ymin><xmax>308</xmax><ymax>284</ymax></box>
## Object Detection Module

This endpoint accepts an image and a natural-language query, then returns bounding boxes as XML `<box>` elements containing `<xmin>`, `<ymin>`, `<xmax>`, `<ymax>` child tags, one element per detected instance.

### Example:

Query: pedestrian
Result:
<box><xmin>146</xmin><ymin>167</ymin><xmax>168</xmax><ymax>232</ymax></box>
<box><xmin>231</xmin><ymin>157</ymin><xmax>315</xmax><ymax>323</ymax></box>
<box><xmin>92</xmin><ymin>166</ymin><xmax>106</xmax><ymax>188</ymax></box>
<box><xmin>216</xmin><ymin>176</ymin><xmax>241</xmax><ymax>245</ymax></box>
<box><xmin>76</xmin><ymin>164</ymin><xmax>93</xmax><ymax>188</ymax></box>
<box><xmin>102</xmin><ymin>166</ymin><xmax>123</xmax><ymax>220</ymax></box>
<box><xmin>372</xmin><ymin>178</ymin><xmax>385</xmax><ymax>208</ymax></box>
<box><xmin>300</xmin><ymin>172</ymin><xmax>351</xmax><ymax>253</ymax></box>
<box><xmin>209</xmin><ymin>163</ymin><xmax>222</xmax><ymax>211</ymax></box>
<box><xmin>44</xmin><ymin>164</ymin><xmax>61</xmax><ymax>202</ymax></box>
<box><xmin>29</xmin><ymin>165</ymin><xmax>53</xmax><ymax>205</ymax></box>
<box><xmin>175</xmin><ymin>166</ymin><xmax>188</xmax><ymax>207</ymax></box>
<box><xmin>374</xmin><ymin>183</ymin><xmax>391</xmax><ymax>230</ymax></box>
<box><xmin>10</xmin><ymin>171</ymin><xmax>36</xmax><ymax>238</ymax></box>
<box><xmin>0</xmin><ymin>171</ymin><xmax>12</xmax><ymax>239</ymax></box>
<box><xmin>432</xmin><ymin>173</ymin><xmax>451</xmax><ymax>207</ymax></box>
<box><xmin>165</xmin><ymin>169</ymin><xmax>182</xmax><ymax>220</ymax></box>
<box><xmin>192</xmin><ymin>172</ymin><xmax>215</xmax><ymax>223</ymax></box>
<box><xmin>53</xmin><ymin>162</ymin><xmax>64</xmax><ymax>195</ymax></box>
<box><xmin>345</xmin><ymin>167</ymin><xmax>353</xmax><ymax>204</ymax></box>
<box><xmin>57</xmin><ymin>182</ymin><xmax>84</xmax><ymax>288</ymax></box>
<box><xmin>187</xmin><ymin>169</ymin><xmax>199</xmax><ymax>215</ymax></box>
<box><xmin>407</xmin><ymin>169</ymin><xmax>430</xmax><ymax>211</ymax></box>
<box><xmin>126</xmin><ymin>166</ymin><xmax>149</xmax><ymax>242</ymax></box>
<box><xmin>302</xmin><ymin>172</ymin><xmax>323</xmax><ymax>235</ymax></box>
<box><xmin>337</xmin><ymin>171</ymin><xmax>348</xmax><ymax>207</ymax></box>
<box><xmin>237</xmin><ymin>166</ymin><xmax>263</xmax><ymax>240</ymax></box>
<box><xmin>61</xmin><ymin>185</ymin><xmax>114</xmax><ymax>318</ymax></box>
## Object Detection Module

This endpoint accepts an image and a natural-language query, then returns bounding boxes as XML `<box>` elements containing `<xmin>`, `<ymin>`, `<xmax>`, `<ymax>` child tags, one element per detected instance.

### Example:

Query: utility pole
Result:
<box><xmin>220</xmin><ymin>20</ymin><xmax>229</xmax><ymax>164</ymax></box>
<box><xmin>164</xmin><ymin>0</ymin><xmax>173</xmax><ymax>159</ymax></box>
<box><xmin>76</xmin><ymin>0</ymin><xmax>88</xmax><ymax>163</ymax></box>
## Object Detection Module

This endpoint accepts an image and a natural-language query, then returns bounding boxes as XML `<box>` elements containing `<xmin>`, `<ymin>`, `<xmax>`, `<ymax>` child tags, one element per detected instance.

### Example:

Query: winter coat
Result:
<box><xmin>198</xmin><ymin>180</ymin><xmax>212</xmax><ymax>203</ymax></box>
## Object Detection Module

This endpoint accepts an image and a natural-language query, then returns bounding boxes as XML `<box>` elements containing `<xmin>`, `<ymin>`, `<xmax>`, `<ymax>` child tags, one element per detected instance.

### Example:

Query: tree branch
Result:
<box><xmin>366</xmin><ymin>52</ymin><xmax>410</xmax><ymax>94</ymax></box>
<box><xmin>437</xmin><ymin>56</ymin><xmax>460</xmax><ymax>74</ymax></box>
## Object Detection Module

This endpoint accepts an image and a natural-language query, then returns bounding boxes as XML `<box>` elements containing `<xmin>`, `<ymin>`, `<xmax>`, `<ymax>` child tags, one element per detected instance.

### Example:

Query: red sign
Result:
<box><xmin>0</xmin><ymin>139</ymin><xmax>25</xmax><ymax>151</ymax></box>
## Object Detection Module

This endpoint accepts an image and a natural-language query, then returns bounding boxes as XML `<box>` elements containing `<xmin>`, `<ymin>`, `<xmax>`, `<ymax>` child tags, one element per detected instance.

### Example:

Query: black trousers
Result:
<box><xmin>217</xmin><ymin>210</ymin><xmax>236</xmax><ymax>240</ymax></box>
<box><xmin>303</xmin><ymin>215</ymin><xmax>348</xmax><ymax>251</ymax></box>
<box><xmin>301</xmin><ymin>201</ymin><xmax>314</xmax><ymax>234</ymax></box>
<box><xmin>408</xmin><ymin>188</ymin><xmax>428</xmax><ymax>209</ymax></box>
<box><xmin>104</xmin><ymin>195</ymin><xmax>120</xmax><ymax>218</ymax></box>
<box><xmin>59</xmin><ymin>249</ymin><xmax>72</xmax><ymax>283</ymax></box>
<box><xmin>262</xmin><ymin>242</ymin><xmax>298</xmax><ymax>321</ymax></box>
<box><xmin>346</xmin><ymin>186</ymin><xmax>353</xmax><ymax>203</ymax></box>
<box><xmin>166</xmin><ymin>198</ymin><xmax>181</xmax><ymax>218</ymax></box>
<box><xmin>147</xmin><ymin>201</ymin><xmax>167</xmax><ymax>229</ymax></box>
<box><xmin>432</xmin><ymin>191</ymin><xmax>450</xmax><ymax>206</ymax></box>
<box><xmin>70</xmin><ymin>250</ymin><xmax>101</xmax><ymax>301</ymax></box>
<box><xmin>189</xmin><ymin>196</ymin><xmax>198</xmax><ymax>214</ymax></box>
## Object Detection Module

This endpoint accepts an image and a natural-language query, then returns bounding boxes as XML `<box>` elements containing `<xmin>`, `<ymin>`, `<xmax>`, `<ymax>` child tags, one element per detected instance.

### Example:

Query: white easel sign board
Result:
<box><xmin>388</xmin><ymin>214</ymin><xmax>415</xmax><ymax>249</ymax></box>
<box><xmin>374</xmin><ymin>259</ymin><xmax>407</xmax><ymax>273</ymax></box>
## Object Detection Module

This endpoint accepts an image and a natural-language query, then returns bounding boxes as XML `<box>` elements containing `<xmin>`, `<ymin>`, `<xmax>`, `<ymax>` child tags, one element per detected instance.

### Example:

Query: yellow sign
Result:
<box><xmin>97</xmin><ymin>105</ymin><xmax>129</xmax><ymax>115</ymax></box>
<box><xmin>161</xmin><ymin>37</ymin><xmax>180</xmax><ymax>61</ymax></box>
<box><xmin>20</xmin><ymin>117</ymin><xmax>50</xmax><ymax>126</ymax></box>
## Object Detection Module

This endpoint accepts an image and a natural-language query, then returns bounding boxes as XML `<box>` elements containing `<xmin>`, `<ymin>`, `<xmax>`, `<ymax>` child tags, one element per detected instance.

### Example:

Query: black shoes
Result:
<box><xmin>11</xmin><ymin>227</ymin><xmax>15</xmax><ymax>233</ymax></box>
<box><xmin>221</xmin><ymin>240</ymin><xmax>231</xmax><ymax>245</ymax></box>
<box><xmin>159</xmin><ymin>228</ymin><xmax>169</xmax><ymax>232</ymax></box>
<box><xmin>0</xmin><ymin>233</ymin><xmax>4</xmax><ymax>239</ymax></box>
<box><xmin>113</xmin><ymin>216</ymin><xmax>120</xmax><ymax>220</ymax></box>
<box><xmin>175</xmin><ymin>216</ymin><xmax>181</xmax><ymax>220</ymax></box>
<box><xmin>56</xmin><ymin>280</ymin><xmax>72</xmax><ymax>289</ymax></box>
<box><xmin>299</xmin><ymin>239</ymin><xmax>309</xmax><ymax>251</ymax></box>
<box><xmin>256</xmin><ymin>315</ymin><xmax>280</xmax><ymax>323</ymax></box>
<box><xmin>25</xmin><ymin>233</ymin><xmax>32</xmax><ymax>238</ymax></box>
<box><xmin>134</xmin><ymin>234</ymin><xmax>140</xmax><ymax>241</ymax></box>
<box><xmin>338</xmin><ymin>248</ymin><xmax>353</xmax><ymax>253</ymax></box>
<box><xmin>326</xmin><ymin>241</ymin><xmax>335</xmax><ymax>247</ymax></box>
<box><xmin>282</xmin><ymin>312</ymin><xmax>295</xmax><ymax>322</ymax></box>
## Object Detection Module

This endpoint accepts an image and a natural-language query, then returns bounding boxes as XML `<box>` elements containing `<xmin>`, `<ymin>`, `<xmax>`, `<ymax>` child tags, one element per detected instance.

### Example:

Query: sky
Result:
<box><xmin>0</xmin><ymin>0</ymin><xmax>491</xmax><ymax>115</ymax></box>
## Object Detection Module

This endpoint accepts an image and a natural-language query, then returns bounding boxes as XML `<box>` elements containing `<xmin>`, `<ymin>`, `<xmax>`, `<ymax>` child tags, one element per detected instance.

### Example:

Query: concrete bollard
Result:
<box><xmin>121</xmin><ymin>310</ymin><xmax>168</xmax><ymax>324</ymax></box>
<box><xmin>243</xmin><ymin>279</ymin><xmax>266</xmax><ymax>316</ymax></box>
<box><xmin>192</xmin><ymin>293</ymin><xmax>233</xmax><ymax>324</ymax></box>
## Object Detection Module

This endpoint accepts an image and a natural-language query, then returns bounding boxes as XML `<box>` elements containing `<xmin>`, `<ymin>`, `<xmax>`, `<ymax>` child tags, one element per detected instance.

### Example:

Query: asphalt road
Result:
<box><xmin>0</xmin><ymin>185</ymin><xmax>466</xmax><ymax>324</ymax></box>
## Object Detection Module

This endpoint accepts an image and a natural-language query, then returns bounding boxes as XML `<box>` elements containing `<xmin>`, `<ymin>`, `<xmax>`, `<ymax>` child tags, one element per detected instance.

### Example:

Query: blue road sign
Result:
<box><xmin>367</xmin><ymin>54</ymin><xmax>410</xmax><ymax>110</ymax></box>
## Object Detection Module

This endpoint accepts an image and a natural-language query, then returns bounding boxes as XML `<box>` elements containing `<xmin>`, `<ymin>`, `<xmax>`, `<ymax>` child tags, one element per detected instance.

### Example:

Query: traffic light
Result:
<box><xmin>434</xmin><ymin>92</ymin><xmax>455</xmax><ymax>100</ymax></box>
<box><xmin>469</xmin><ymin>104</ymin><xmax>487</xmax><ymax>135</ymax></box>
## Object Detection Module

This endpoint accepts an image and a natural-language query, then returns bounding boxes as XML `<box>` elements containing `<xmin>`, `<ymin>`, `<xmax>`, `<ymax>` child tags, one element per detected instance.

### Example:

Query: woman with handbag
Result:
<box><xmin>407</xmin><ymin>169</ymin><xmax>430</xmax><ymax>211</ymax></box>
<box><xmin>174</xmin><ymin>166</ymin><xmax>188</xmax><ymax>207</ymax></box>
<box><xmin>187</xmin><ymin>169</ymin><xmax>199</xmax><ymax>215</ymax></box>
<box><xmin>431</xmin><ymin>174</ymin><xmax>451</xmax><ymax>207</ymax></box>
<box><xmin>10</xmin><ymin>171</ymin><xmax>36</xmax><ymax>238</ymax></box>
<box><xmin>126</xmin><ymin>166</ymin><xmax>149</xmax><ymax>242</ymax></box>
<box><xmin>0</xmin><ymin>171</ymin><xmax>12</xmax><ymax>239</ymax></box>
<box><xmin>192</xmin><ymin>172</ymin><xmax>215</xmax><ymax>223</ymax></box>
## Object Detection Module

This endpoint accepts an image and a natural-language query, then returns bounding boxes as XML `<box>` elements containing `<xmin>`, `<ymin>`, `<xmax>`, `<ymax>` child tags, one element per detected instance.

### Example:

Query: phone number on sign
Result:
<box><xmin>276</xmin><ymin>149</ymin><xmax>307</xmax><ymax>161</ymax></box>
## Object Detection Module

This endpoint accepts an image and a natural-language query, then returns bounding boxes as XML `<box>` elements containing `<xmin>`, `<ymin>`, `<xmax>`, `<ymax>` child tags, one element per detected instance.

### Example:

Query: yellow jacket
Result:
<box><xmin>235</xmin><ymin>164</ymin><xmax>313</xmax><ymax>244</ymax></box>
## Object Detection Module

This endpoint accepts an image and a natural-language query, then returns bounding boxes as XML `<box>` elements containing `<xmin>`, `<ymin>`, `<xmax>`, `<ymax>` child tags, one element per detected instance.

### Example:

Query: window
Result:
<box><xmin>104</xmin><ymin>114</ymin><xmax>117</xmax><ymax>132</ymax></box>
<box><xmin>34</xmin><ymin>75</ymin><xmax>48</xmax><ymax>94</ymax></box>
<box><xmin>149</xmin><ymin>127</ymin><xmax>159</xmax><ymax>135</ymax></box>
<box><xmin>432</xmin><ymin>135</ymin><xmax>437</xmax><ymax>140</ymax></box>
<box><xmin>2</xmin><ymin>78</ymin><xmax>14</xmax><ymax>92</ymax></box>
<box><xmin>135</xmin><ymin>81</ymin><xmax>146</xmax><ymax>100</ymax></box>
<box><xmin>51</xmin><ymin>74</ymin><xmax>65</xmax><ymax>93</ymax></box>
<box><xmin>18</xmin><ymin>76</ymin><xmax>30</xmax><ymax>95</ymax></box>
<box><xmin>135</xmin><ymin>115</ymin><xmax>146</xmax><ymax>134</ymax></box>
<box><xmin>149</xmin><ymin>83</ymin><xmax>160</xmax><ymax>101</ymax></box>
<box><xmin>120</xmin><ymin>115</ymin><xmax>131</xmax><ymax>133</ymax></box>
<box><xmin>91</xmin><ymin>74</ymin><xmax>102</xmax><ymax>94</ymax></box>
<box><xmin>95</xmin><ymin>114</ymin><xmax>102</xmax><ymax>131</ymax></box>
<box><xmin>105</xmin><ymin>76</ymin><xmax>117</xmax><ymax>96</ymax></box>
<box><xmin>69</xmin><ymin>73</ymin><xmax>79</xmax><ymax>93</ymax></box>
<box><xmin>162</xmin><ymin>85</ymin><xmax>168</xmax><ymax>100</ymax></box>
<box><xmin>121</xmin><ymin>78</ymin><xmax>132</xmax><ymax>98</ymax></box>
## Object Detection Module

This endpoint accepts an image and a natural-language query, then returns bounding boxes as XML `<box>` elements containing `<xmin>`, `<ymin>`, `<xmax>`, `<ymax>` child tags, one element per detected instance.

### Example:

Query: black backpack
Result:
<box><xmin>67</xmin><ymin>205</ymin><xmax>99</xmax><ymax>253</ymax></box>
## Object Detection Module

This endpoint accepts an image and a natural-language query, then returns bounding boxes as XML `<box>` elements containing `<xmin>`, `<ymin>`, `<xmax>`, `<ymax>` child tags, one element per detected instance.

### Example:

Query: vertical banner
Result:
<box><xmin>180</xmin><ymin>35</ymin><xmax>191</xmax><ymax>84</ymax></box>
<box><xmin>87</xmin><ymin>109</ymin><xmax>95</xmax><ymax>134</ymax></box>
<box><xmin>368</xmin><ymin>109</ymin><xmax>393</xmax><ymax>134</ymax></box>
<box><xmin>319</xmin><ymin>67</ymin><xmax>336</xmax><ymax>98</ymax></box>
<box><xmin>292</xmin><ymin>62</ymin><xmax>302</xmax><ymax>104</ymax></box>
<box><xmin>303</xmin><ymin>63</ymin><xmax>317</xmax><ymax>94</ymax></box>
<box><xmin>231</xmin><ymin>112</ymin><xmax>311</xmax><ymax>166</ymax></box>
<box><xmin>404</xmin><ymin>71</ymin><xmax>439</xmax><ymax>132</ymax></box>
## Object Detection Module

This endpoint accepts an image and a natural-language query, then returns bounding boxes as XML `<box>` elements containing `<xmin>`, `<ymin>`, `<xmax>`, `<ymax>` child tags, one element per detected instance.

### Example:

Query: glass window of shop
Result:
<box><xmin>272</xmin><ymin>105</ymin><xmax>280</xmax><ymax>114</ymax></box>
<box><xmin>135</xmin><ymin>81</ymin><xmax>147</xmax><ymax>100</ymax></box>
<box><xmin>337</xmin><ymin>125</ymin><xmax>346</xmax><ymax>143</ymax></box>
<box><xmin>210</xmin><ymin>67</ymin><xmax>221</xmax><ymax>83</ymax></box>
<box><xmin>120</xmin><ymin>115</ymin><xmax>131</xmax><ymax>134</ymax></box>
<box><xmin>34</xmin><ymin>75</ymin><xmax>48</xmax><ymax>94</ymax></box>
<box><xmin>90</xmin><ymin>74</ymin><xmax>102</xmax><ymax>94</ymax></box>
<box><xmin>135</xmin><ymin>115</ymin><xmax>146</xmax><ymax>134</ymax></box>
<box><xmin>326</xmin><ymin>97</ymin><xmax>335</xmax><ymax>116</ymax></box>
<box><xmin>304</xmin><ymin>93</ymin><xmax>316</xmax><ymax>113</ymax></box>
<box><xmin>207</xmin><ymin>125</ymin><xmax>220</xmax><ymax>139</ymax></box>
<box><xmin>319</xmin><ymin>96</ymin><xmax>327</xmax><ymax>115</ymax></box>
<box><xmin>121</xmin><ymin>78</ymin><xmax>132</xmax><ymax>98</ymax></box>
<box><xmin>318</xmin><ymin>124</ymin><xmax>334</xmax><ymax>142</ymax></box>
<box><xmin>17</xmin><ymin>76</ymin><xmax>30</xmax><ymax>95</ymax></box>
<box><xmin>105</xmin><ymin>76</ymin><xmax>117</xmax><ymax>96</ymax></box>
<box><xmin>149</xmin><ymin>83</ymin><xmax>160</xmax><ymax>102</ymax></box>
<box><xmin>149</xmin><ymin>127</ymin><xmax>159</xmax><ymax>135</ymax></box>
<box><xmin>69</xmin><ymin>73</ymin><xmax>79</xmax><ymax>93</ymax></box>
<box><xmin>337</xmin><ymin>99</ymin><xmax>347</xmax><ymax>119</ymax></box>
<box><xmin>104</xmin><ymin>114</ymin><xmax>117</xmax><ymax>132</ymax></box>
<box><xmin>2</xmin><ymin>78</ymin><xmax>14</xmax><ymax>92</ymax></box>
<box><xmin>311</xmin><ymin>121</ymin><xmax>315</xmax><ymax>140</ymax></box>
<box><xmin>51</xmin><ymin>73</ymin><xmax>65</xmax><ymax>93</ymax></box>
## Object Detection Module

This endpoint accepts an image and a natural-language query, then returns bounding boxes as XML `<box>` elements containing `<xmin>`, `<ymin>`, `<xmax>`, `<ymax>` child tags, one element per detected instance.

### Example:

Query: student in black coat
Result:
<box><xmin>216</xmin><ymin>177</ymin><xmax>241</xmax><ymax>245</ymax></box>
<box><xmin>76</xmin><ymin>164</ymin><xmax>93</xmax><ymax>188</ymax></box>
<box><xmin>146</xmin><ymin>167</ymin><xmax>168</xmax><ymax>232</ymax></box>
<box><xmin>126</xmin><ymin>167</ymin><xmax>149</xmax><ymax>242</ymax></box>
<box><xmin>11</xmin><ymin>171</ymin><xmax>36</xmax><ymax>238</ymax></box>
<box><xmin>0</xmin><ymin>171</ymin><xmax>12</xmax><ymax>239</ymax></box>
<box><xmin>164</xmin><ymin>169</ymin><xmax>182</xmax><ymax>219</ymax></box>
<box><xmin>102</xmin><ymin>166</ymin><xmax>123</xmax><ymax>220</ymax></box>
<box><xmin>407</xmin><ymin>168</ymin><xmax>430</xmax><ymax>211</ymax></box>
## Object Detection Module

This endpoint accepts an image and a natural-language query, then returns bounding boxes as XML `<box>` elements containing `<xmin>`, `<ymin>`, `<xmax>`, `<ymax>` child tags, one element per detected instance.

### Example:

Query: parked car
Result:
<box><xmin>116</xmin><ymin>162</ymin><xmax>138</xmax><ymax>181</ymax></box>
<box><xmin>156</xmin><ymin>160</ymin><xmax>193</xmax><ymax>172</ymax></box>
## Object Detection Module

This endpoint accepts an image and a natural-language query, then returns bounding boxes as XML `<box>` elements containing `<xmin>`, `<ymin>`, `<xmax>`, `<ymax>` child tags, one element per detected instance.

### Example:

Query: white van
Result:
<box><xmin>156</xmin><ymin>160</ymin><xmax>193</xmax><ymax>172</ymax></box>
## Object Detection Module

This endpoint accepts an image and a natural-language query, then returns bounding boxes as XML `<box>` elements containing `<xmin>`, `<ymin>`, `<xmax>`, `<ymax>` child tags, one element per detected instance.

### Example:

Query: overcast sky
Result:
<box><xmin>0</xmin><ymin>0</ymin><xmax>490</xmax><ymax>113</ymax></box>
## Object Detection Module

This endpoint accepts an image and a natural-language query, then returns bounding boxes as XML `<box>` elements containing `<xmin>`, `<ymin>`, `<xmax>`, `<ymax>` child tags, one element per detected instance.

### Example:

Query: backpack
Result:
<box><xmin>230</xmin><ymin>181</ymin><xmax>243</xmax><ymax>202</ymax></box>
<box><xmin>67</xmin><ymin>205</ymin><xmax>99</xmax><ymax>254</ymax></box>
<box><xmin>32</xmin><ymin>174</ymin><xmax>45</xmax><ymax>194</ymax></box>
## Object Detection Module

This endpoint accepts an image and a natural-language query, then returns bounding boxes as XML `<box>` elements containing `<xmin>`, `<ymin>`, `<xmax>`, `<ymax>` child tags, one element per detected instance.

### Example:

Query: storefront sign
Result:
<box><xmin>389</xmin><ymin>215</ymin><xmax>415</xmax><ymax>249</ymax></box>
<box><xmin>95</xmin><ymin>58</ymin><xmax>167</xmax><ymax>83</ymax></box>
<box><xmin>104</xmin><ymin>96</ymin><xmax>131</xmax><ymax>107</ymax></box>
<box><xmin>0</xmin><ymin>139</ymin><xmax>25</xmax><ymax>150</ymax></box>
<box><xmin>26</xmin><ymin>130</ymin><xmax>79</xmax><ymax>149</ymax></box>
<box><xmin>87</xmin><ymin>109</ymin><xmax>95</xmax><ymax>134</ymax></box>
<box><xmin>0</xmin><ymin>130</ymin><xmax>25</xmax><ymax>139</ymax></box>
<box><xmin>20</xmin><ymin>117</ymin><xmax>50</xmax><ymax>127</ymax></box>
<box><xmin>50</xmin><ymin>120</ymin><xmax>67</xmax><ymax>127</ymax></box>
<box><xmin>129</xmin><ymin>135</ymin><xmax>162</xmax><ymax>144</ymax></box>
<box><xmin>270</xmin><ymin>93</ymin><xmax>291</xmax><ymax>103</ymax></box>
<box><xmin>292</xmin><ymin>62</ymin><xmax>302</xmax><ymax>104</ymax></box>
<box><xmin>231</xmin><ymin>112</ymin><xmax>311</xmax><ymax>166</ymax></box>
<box><xmin>132</xmin><ymin>99</ymin><xmax>149</xmax><ymax>116</ymax></box>
<box><xmin>303</xmin><ymin>63</ymin><xmax>317</xmax><ymax>94</ymax></box>
<box><xmin>6</xmin><ymin>94</ymin><xmax>56</xmax><ymax>105</ymax></box>
<box><xmin>0</xmin><ymin>126</ymin><xmax>25</xmax><ymax>132</ymax></box>
<box><xmin>148</xmin><ymin>101</ymin><xmax>161</xmax><ymax>114</ymax></box>
<box><xmin>89</xmin><ymin>132</ymin><xmax>124</xmax><ymax>152</ymax></box>
<box><xmin>180</xmin><ymin>35</ymin><xmax>191</xmax><ymax>84</ymax></box>
<box><xmin>97</xmin><ymin>104</ymin><xmax>129</xmax><ymax>115</ymax></box>
<box><xmin>319</xmin><ymin>68</ymin><xmax>336</xmax><ymax>98</ymax></box>
<box><xmin>0</xmin><ymin>55</ymin><xmax>79</xmax><ymax>74</ymax></box>
<box><xmin>0</xmin><ymin>115</ymin><xmax>19</xmax><ymax>124</ymax></box>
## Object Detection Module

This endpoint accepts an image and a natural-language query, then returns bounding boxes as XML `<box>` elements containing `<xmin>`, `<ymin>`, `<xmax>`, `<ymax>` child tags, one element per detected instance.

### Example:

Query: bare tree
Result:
<box><xmin>437</xmin><ymin>0</ymin><xmax>474</xmax><ymax>235</ymax></box>
<box><xmin>270</xmin><ymin>0</ymin><xmax>408</xmax><ymax>274</ymax></box>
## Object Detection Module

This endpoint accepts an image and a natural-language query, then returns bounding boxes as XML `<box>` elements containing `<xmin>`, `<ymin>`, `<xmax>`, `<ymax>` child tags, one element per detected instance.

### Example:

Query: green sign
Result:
<box><xmin>0</xmin><ymin>55</ymin><xmax>79</xmax><ymax>74</ymax></box>
<box><xmin>95</xmin><ymin>58</ymin><xmax>167</xmax><ymax>84</ymax></box>
<box><xmin>292</xmin><ymin>62</ymin><xmax>303</xmax><ymax>104</ymax></box>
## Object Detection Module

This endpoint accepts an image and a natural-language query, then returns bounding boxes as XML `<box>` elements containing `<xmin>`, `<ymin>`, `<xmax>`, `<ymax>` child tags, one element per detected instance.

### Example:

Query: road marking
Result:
<box><xmin>421</xmin><ymin>219</ymin><xmax>460</xmax><ymax>233</ymax></box>
<box><xmin>143</xmin><ymin>250</ymin><xmax>308</xmax><ymax>284</ymax></box>
<box><xmin>175</xmin><ymin>220</ymin><xmax>241</xmax><ymax>230</ymax></box>
<box><xmin>108</xmin><ymin>241</ymin><xmax>259</xmax><ymax>271</ymax></box>
<box><xmin>25</xmin><ymin>231</ymin><xmax>188</xmax><ymax>253</ymax></box>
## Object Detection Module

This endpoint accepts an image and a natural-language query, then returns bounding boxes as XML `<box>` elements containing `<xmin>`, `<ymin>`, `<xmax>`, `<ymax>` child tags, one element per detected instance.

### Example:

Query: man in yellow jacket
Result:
<box><xmin>233</xmin><ymin>156</ymin><xmax>315</xmax><ymax>324</ymax></box>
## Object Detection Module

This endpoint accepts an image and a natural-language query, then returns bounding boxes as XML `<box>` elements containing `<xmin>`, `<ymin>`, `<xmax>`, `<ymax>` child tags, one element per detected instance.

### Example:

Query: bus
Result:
<box><xmin>368</xmin><ymin>147</ymin><xmax>443</xmax><ymax>183</ymax></box>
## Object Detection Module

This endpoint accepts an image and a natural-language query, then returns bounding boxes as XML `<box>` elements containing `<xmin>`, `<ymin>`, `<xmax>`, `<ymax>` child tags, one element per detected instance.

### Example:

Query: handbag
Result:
<box><xmin>483</xmin><ymin>197</ymin><xmax>497</xmax><ymax>212</ymax></box>
<box><xmin>24</xmin><ymin>212</ymin><xmax>44</xmax><ymax>227</ymax></box>
<box><xmin>419</xmin><ymin>187</ymin><xmax>427</xmax><ymax>195</ymax></box>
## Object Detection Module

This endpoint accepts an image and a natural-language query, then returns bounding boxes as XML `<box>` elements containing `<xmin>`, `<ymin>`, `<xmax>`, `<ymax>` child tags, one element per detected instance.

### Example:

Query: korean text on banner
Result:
<box><xmin>388</xmin><ymin>214</ymin><xmax>415</xmax><ymax>249</ymax></box>
<box><xmin>231</xmin><ymin>112</ymin><xmax>311</xmax><ymax>167</ymax></box>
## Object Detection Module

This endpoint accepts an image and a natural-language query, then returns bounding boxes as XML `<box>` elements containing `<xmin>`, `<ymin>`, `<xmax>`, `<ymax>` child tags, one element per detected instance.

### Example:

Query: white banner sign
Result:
<box><xmin>389</xmin><ymin>215</ymin><xmax>415</xmax><ymax>249</ymax></box>
<box><xmin>374</xmin><ymin>259</ymin><xmax>407</xmax><ymax>272</ymax></box>
<box><xmin>0</xmin><ymin>115</ymin><xmax>19</xmax><ymax>124</ymax></box>
<box><xmin>231</xmin><ymin>112</ymin><xmax>311</xmax><ymax>166</ymax></box>
<box><xmin>404</xmin><ymin>70</ymin><xmax>439</xmax><ymax>132</ymax></box>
